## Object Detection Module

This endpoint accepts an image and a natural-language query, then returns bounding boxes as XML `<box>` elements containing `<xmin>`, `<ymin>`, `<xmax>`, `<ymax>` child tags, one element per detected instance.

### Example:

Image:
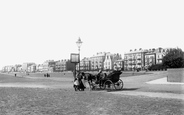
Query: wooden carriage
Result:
<box><xmin>99</xmin><ymin>70</ymin><xmax>124</xmax><ymax>90</ymax></box>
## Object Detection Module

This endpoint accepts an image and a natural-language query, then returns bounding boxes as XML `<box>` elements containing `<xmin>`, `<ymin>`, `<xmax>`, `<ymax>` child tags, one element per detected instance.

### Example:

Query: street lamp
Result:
<box><xmin>76</xmin><ymin>37</ymin><xmax>83</xmax><ymax>72</ymax></box>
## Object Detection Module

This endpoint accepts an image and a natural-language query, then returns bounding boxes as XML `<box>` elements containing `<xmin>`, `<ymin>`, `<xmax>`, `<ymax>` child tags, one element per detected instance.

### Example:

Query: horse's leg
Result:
<box><xmin>88</xmin><ymin>80</ymin><xmax>92</xmax><ymax>91</ymax></box>
<box><xmin>100</xmin><ymin>80</ymin><xmax>102</xmax><ymax>88</ymax></box>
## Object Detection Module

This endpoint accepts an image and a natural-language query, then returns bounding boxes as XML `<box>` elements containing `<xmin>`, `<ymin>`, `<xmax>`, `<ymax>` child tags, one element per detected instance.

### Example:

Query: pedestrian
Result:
<box><xmin>81</xmin><ymin>72</ymin><xmax>86</xmax><ymax>88</ymax></box>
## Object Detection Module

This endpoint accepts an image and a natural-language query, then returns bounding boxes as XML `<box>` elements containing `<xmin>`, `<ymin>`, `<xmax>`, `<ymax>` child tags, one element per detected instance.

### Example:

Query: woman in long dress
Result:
<box><xmin>74</xmin><ymin>72</ymin><xmax>86</xmax><ymax>91</ymax></box>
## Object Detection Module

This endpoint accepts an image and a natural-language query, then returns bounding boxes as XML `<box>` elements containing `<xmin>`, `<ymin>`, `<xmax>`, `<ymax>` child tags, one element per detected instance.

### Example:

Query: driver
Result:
<box><xmin>97</xmin><ymin>69</ymin><xmax>104</xmax><ymax>80</ymax></box>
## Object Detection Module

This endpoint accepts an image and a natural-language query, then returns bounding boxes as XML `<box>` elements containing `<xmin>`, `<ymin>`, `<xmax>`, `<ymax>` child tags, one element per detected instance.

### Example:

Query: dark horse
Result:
<box><xmin>83</xmin><ymin>72</ymin><xmax>107</xmax><ymax>90</ymax></box>
<box><xmin>73</xmin><ymin>72</ymin><xmax>98</xmax><ymax>90</ymax></box>
<box><xmin>83</xmin><ymin>72</ymin><xmax>97</xmax><ymax>90</ymax></box>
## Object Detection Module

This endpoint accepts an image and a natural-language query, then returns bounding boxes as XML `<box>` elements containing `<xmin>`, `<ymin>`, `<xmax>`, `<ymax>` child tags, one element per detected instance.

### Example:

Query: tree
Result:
<box><xmin>162</xmin><ymin>48</ymin><xmax>184</xmax><ymax>68</ymax></box>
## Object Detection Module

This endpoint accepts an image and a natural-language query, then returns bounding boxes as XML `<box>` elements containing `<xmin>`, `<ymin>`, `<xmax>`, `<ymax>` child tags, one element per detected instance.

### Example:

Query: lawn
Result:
<box><xmin>0</xmin><ymin>72</ymin><xmax>184</xmax><ymax>114</ymax></box>
<box><xmin>2</xmin><ymin>70</ymin><xmax>152</xmax><ymax>78</ymax></box>
<box><xmin>0</xmin><ymin>88</ymin><xmax>183</xmax><ymax>115</ymax></box>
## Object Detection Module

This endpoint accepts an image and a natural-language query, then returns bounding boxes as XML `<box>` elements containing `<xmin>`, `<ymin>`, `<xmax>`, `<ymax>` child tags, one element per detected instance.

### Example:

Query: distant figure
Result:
<box><xmin>15</xmin><ymin>74</ymin><xmax>16</xmax><ymax>77</ymax></box>
<box><xmin>46</xmin><ymin>73</ymin><xmax>50</xmax><ymax>77</ymax></box>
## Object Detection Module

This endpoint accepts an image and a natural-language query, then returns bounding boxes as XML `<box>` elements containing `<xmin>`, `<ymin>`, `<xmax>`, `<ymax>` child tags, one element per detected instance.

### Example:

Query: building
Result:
<box><xmin>22</xmin><ymin>63</ymin><xmax>35</xmax><ymax>72</ymax></box>
<box><xmin>145</xmin><ymin>47</ymin><xmax>170</xmax><ymax>67</ymax></box>
<box><xmin>89</xmin><ymin>52</ymin><xmax>106</xmax><ymax>71</ymax></box>
<box><xmin>2</xmin><ymin>65</ymin><xmax>14</xmax><ymax>72</ymax></box>
<box><xmin>144</xmin><ymin>49</ymin><xmax>156</xmax><ymax>67</ymax></box>
<box><xmin>27</xmin><ymin>64</ymin><xmax>36</xmax><ymax>73</ymax></box>
<box><xmin>103</xmin><ymin>52</ymin><xmax>122</xmax><ymax>70</ymax></box>
<box><xmin>124</xmin><ymin>47</ymin><xmax>171</xmax><ymax>71</ymax></box>
<box><xmin>55</xmin><ymin>59</ymin><xmax>67</xmax><ymax>72</ymax></box>
<box><xmin>17</xmin><ymin>66</ymin><xmax>22</xmax><ymax>72</ymax></box>
<box><xmin>155</xmin><ymin>47</ymin><xmax>170</xmax><ymax>64</ymax></box>
<box><xmin>42</xmin><ymin>60</ymin><xmax>55</xmax><ymax>72</ymax></box>
<box><xmin>124</xmin><ymin>48</ymin><xmax>146</xmax><ymax>71</ymax></box>
<box><xmin>103</xmin><ymin>52</ymin><xmax>112</xmax><ymax>70</ymax></box>
<box><xmin>14</xmin><ymin>64</ymin><xmax>22</xmax><ymax>72</ymax></box>
<box><xmin>55</xmin><ymin>59</ymin><xmax>76</xmax><ymax>72</ymax></box>
<box><xmin>36</xmin><ymin>64</ymin><xmax>44</xmax><ymax>72</ymax></box>
<box><xmin>79</xmin><ymin>57</ymin><xmax>91</xmax><ymax>71</ymax></box>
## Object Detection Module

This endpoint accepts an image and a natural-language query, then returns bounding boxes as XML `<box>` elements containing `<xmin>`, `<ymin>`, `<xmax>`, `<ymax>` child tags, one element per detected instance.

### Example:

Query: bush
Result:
<box><xmin>162</xmin><ymin>48</ymin><xmax>184</xmax><ymax>68</ymax></box>
<box><xmin>148</xmin><ymin>64</ymin><xmax>167</xmax><ymax>71</ymax></box>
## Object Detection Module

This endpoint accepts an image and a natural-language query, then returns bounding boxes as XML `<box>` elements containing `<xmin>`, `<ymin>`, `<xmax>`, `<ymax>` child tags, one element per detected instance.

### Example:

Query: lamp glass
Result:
<box><xmin>76</xmin><ymin>38</ymin><xmax>82</xmax><ymax>48</ymax></box>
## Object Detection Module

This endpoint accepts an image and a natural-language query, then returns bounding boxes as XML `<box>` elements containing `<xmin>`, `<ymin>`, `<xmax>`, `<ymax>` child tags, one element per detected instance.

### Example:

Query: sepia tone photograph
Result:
<box><xmin>0</xmin><ymin>0</ymin><xmax>184</xmax><ymax>115</ymax></box>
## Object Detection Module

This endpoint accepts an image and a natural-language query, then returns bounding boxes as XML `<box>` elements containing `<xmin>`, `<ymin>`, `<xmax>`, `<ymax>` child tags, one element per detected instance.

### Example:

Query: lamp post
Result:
<box><xmin>76</xmin><ymin>37</ymin><xmax>82</xmax><ymax>72</ymax></box>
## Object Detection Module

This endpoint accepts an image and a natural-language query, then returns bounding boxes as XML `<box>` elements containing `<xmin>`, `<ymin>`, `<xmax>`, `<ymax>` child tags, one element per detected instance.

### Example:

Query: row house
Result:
<box><xmin>124</xmin><ymin>48</ymin><xmax>146</xmax><ymax>71</ymax></box>
<box><xmin>124</xmin><ymin>47</ymin><xmax>170</xmax><ymax>71</ymax></box>
<box><xmin>42</xmin><ymin>60</ymin><xmax>55</xmax><ymax>72</ymax></box>
<box><xmin>103</xmin><ymin>52</ymin><xmax>112</xmax><ymax>70</ymax></box>
<box><xmin>103</xmin><ymin>52</ymin><xmax>122</xmax><ymax>70</ymax></box>
<box><xmin>27</xmin><ymin>64</ymin><xmax>36</xmax><ymax>73</ymax></box>
<box><xmin>144</xmin><ymin>47</ymin><xmax>170</xmax><ymax>68</ymax></box>
<box><xmin>55</xmin><ymin>59</ymin><xmax>76</xmax><ymax>72</ymax></box>
<box><xmin>55</xmin><ymin>59</ymin><xmax>67</xmax><ymax>72</ymax></box>
<box><xmin>76</xmin><ymin>52</ymin><xmax>123</xmax><ymax>71</ymax></box>
<box><xmin>77</xmin><ymin>57</ymin><xmax>91</xmax><ymax>71</ymax></box>
<box><xmin>2</xmin><ymin>65</ymin><xmax>14</xmax><ymax>72</ymax></box>
<box><xmin>155</xmin><ymin>48</ymin><xmax>169</xmax><ymax>64</ymax></box>
<box><xmin>89</xmin><ymin>52</ymin><xmax>106</xmax><ymax>71</ymax></box>
<box><xmin>22</xmin><ymin>62</ymin><xmax>35</xmax><ymax>72</ymax></box>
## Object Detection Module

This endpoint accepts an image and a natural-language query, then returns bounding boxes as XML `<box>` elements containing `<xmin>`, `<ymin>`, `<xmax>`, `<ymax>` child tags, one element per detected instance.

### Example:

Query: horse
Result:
<box><xmin>82</xmin><ymin>72</ymin><xmax>97</xmax><ymax>90</ymax></box>
<box><xmin>73</xmin><ymin>71</ymin><xmax>108</xmax><ymax>91</ymax></box>
<box><xmin>83</xmin><ymin>72</ymin><xmax>107</xmax><ymax>90</ymax></box>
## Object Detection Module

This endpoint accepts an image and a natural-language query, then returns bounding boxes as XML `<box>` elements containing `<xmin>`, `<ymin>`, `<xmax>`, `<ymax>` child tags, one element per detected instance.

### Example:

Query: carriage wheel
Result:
<box><xmin>100</xmin><ymin>83</ymin><xmax>105</xmax><ymax>90</ymax></box>
<box><xmin>104</xmin><ymin>80</ymin><xmax>115</xmax><ymax>90</ymax></box>
<box><xmin>114</xmin><ymin>79</ymin><xmax>124</xmax><ymax>90</ymax></box>
<box><xmin>99</xmin><ymin>80</ymin><xmax>105</xmax><ymax>90</ymax></box>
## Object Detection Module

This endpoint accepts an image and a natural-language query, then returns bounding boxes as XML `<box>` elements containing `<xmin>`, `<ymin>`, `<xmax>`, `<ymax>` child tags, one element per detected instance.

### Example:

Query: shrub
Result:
<box><xmin>148</xmin><ymin>64</ymin><xmax>167</xmax><ymax>71</ymax></box>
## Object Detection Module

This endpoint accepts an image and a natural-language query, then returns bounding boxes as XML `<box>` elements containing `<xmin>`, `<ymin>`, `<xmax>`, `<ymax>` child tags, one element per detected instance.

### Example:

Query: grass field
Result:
<box><xmin>1</xmin><ymin>71</ymin><xmax>183</xmax><ymax>115</ymax></box>
<box><xmin>0</xmin><ymin>87</ymin><xmax>183</xmax><ymax>115</ymax></box>
<box><xmin>2</xmin><ymin>71</ymin><xmax>152</xmax><ymax>79</ymax></box>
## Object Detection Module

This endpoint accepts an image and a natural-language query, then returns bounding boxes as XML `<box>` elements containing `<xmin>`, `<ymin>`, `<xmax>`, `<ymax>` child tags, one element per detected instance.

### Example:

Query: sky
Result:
<box><xmin>0</xmin><ymin>0</ymin><xmax>184</xmax><ymax>69</ymax></box>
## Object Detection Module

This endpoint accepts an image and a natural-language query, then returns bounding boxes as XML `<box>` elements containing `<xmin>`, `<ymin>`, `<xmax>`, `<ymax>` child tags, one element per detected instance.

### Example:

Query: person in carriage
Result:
<box><xmin>94</xmin><ymin>69</ymin><xmax>107</xmax><ymax>88</ymax></box>
<box><xmin>73</xmin><ymin>72</ymin><xmax>86</xmax><ymax>91</ymax></box>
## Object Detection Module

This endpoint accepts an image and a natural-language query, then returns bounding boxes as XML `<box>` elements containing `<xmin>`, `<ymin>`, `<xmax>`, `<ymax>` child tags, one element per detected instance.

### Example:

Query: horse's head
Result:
<box><xmin>83</xmin><ymin>73</ymin><xmax>96</xmax><ymax>81</ymax></box>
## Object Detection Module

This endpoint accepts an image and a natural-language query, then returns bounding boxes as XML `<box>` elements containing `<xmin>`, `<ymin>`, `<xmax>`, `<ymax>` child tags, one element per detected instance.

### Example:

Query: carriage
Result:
<box><xmin>73</xmin><ymin>70</ymin><xmax>124</xmax><ymax>91</ymax></box>
<box><xmin>89</xmin><ymin>70</ymin><xmax>124</xmax><ymax>90</ymax></box>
